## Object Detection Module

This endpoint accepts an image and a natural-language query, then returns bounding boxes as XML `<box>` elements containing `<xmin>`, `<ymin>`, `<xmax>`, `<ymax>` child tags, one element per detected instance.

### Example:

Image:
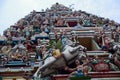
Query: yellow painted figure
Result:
<box><xmin>52</xmin><ymin>48</ymin><xmax>61</xmax><ymax>58</ymax></box>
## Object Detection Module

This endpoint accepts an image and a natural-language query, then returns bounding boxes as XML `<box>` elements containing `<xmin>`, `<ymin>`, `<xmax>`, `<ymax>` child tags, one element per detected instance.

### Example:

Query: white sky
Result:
<box><xmin>0</xmin><ymin>0</ymin><xmax>120</xmax><ymax>35</ymax></box>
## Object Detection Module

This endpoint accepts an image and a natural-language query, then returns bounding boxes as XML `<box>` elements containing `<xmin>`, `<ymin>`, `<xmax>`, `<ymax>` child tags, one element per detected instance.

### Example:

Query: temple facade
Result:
<box><xmin>0</xmin><ymin>3</ymin><xmax>120</xmax><ymax>80</ymax></box>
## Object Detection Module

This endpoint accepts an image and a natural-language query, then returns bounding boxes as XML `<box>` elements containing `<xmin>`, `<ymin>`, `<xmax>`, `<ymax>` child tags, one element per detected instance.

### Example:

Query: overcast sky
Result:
<box><xmin>0</xmin><ymin>0</ymin><xmax>120</xmax><ymax>35</ymax></box>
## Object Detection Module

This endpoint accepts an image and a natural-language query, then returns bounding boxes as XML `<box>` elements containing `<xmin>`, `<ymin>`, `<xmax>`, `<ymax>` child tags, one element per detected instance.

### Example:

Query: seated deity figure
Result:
<box><xmin>1</xmin><ymin>44</ymin><xmax>12</xmax><ymax>54</ymax></box>
<box><xmin>10</xmin><ymin>41</ymin><xmax>26</xmax><ymax>60</ymax></box>
<box><xmin>24</xmin><ymin>39</ymin><xmax>34</xmax><ymax>52</ymax></box>
<box><xmin>55</xmin><ymin>18</ymin><xmax>64</xmax><ymax>26</ymax></box>
<box><xmin>62</xmin><ymin>35</ymin><xmax>73</xmax><ymax>47</ymax></box>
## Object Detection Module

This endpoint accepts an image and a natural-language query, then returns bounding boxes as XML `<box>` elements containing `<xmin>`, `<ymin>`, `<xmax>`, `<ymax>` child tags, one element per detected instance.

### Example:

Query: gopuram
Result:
<box><xmin>0</xmin><ymin>3</ymin><xmax>120</xmax><ymax>80</ymax></box>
